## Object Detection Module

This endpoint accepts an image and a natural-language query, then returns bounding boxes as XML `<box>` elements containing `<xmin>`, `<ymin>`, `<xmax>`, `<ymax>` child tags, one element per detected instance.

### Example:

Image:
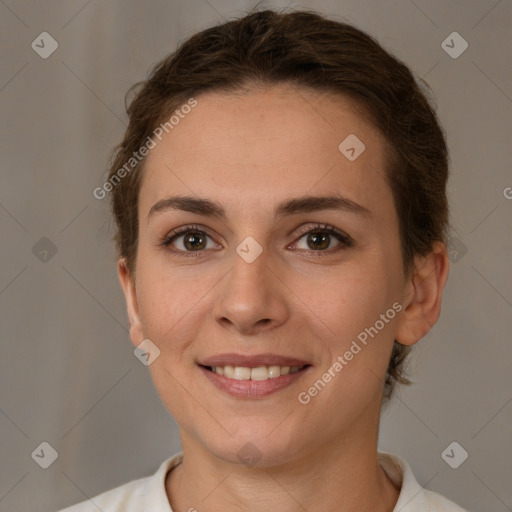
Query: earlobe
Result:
<box><xmin>395</xmin><ymin>242</ymin><xmax>450</xmax><ymax>346</ymax></box>
<box><xmin>117</xmin><ymin>258</ymin><xmax>144</xmax><ymax>347</ymax></box>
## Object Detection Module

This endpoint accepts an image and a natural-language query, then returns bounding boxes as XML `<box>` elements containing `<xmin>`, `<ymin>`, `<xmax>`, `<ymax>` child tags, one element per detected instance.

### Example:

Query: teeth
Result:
<box><xmin>267</xmin><ymin>366</ymin><xmax>281</xmax><ymax>378</ymax></box>
<box><xmin>223</xmin><ymin>365</ymin><xmax>234</xmax><ymax>378</ymax></box>
<box><xmin>251</xmin><ymin>366</ymin><xmax>270</xmax><ymax>380</ymax></box>
<box><xmin>210</xmin><ymin>364</ymin><xmax>305</xmax><ymax>380</ymax></box>
<box><xmin>234</xmin><ymin>366</ymin><xmax>251</xmax><ymax>380</ymax></box>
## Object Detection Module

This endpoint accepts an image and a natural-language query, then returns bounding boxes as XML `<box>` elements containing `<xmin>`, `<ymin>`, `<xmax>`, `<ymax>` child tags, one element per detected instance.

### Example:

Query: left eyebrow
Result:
<box><xmin>147</xmin><ymin>194</ymin><xmax>371</xmax><ymax>223</ymax></box>
<box><xmin>274</xmin><ymin>195</ymin><xmax>371</xmax><ymax>219</ymax></box>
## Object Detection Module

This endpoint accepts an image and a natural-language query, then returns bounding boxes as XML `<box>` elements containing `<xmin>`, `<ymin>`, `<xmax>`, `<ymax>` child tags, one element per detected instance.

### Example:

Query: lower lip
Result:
<box><xmin>199</xmin><ymin>365</ymin><xmax>311</xmax><ymax>398</ymax></box>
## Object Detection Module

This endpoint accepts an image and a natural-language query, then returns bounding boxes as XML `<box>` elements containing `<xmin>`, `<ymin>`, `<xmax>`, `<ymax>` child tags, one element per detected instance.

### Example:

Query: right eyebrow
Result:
<box><xmin>147</xmin><ymin>196</ymin><xmax>226</xmax><ymax>223</ymax></box>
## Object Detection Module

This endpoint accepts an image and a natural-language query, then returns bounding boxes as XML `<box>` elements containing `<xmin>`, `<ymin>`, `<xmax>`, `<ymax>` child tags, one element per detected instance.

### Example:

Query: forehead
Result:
<box><xmin>139</xmin><ymin>84</ymin><xmax>391</xmax><ymax>219</ymax></box>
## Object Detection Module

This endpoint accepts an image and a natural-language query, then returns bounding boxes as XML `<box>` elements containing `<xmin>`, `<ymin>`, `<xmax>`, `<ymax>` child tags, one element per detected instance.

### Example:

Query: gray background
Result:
<box><xmin>1</xmin><ymin>1</ymin><xmax>511</xmax><ymax>511</ymax></box>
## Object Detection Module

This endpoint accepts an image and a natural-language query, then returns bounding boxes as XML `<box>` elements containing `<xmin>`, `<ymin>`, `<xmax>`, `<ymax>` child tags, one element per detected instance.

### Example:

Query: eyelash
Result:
<box><xmin>159</xmin><ymin>223</ymin><xmax>353</xmax><ymax>257</ymax></box>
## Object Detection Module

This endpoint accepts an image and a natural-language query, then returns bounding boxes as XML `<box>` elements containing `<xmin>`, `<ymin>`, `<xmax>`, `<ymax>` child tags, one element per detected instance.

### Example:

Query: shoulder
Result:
<box><xmin>378</xmin><ymin>452</ymin><xmax>468</xmax><ymax>512</ymax></box>
<box><xmin>56</xmin><ymin>479</ymin><xmax>146</xmax><ymax>512</ymax></box>
<box><xmin>54</xmin><ymin>453</ymin><xmax>183</xmax><ymax>512</ymax></box>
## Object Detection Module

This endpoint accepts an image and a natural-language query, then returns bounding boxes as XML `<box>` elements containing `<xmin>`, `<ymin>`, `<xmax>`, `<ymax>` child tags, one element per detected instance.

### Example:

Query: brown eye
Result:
<box><xmin>291</xmin><ymin>224</ymin><xmax>353</xmax><ymax>253</ymax></box>
<box><xmin>182</xmin><ymin>231</ymin><xmax>207</xmax><ymax>251</ymax></box>
<box><xmin>162</xmin><ymin>226</ymin><xmax>220</xmax><ymax>253</ymax></box>
<box><xmin>305</xmin><ymin>231</ymin><xmax>331</xmax><ymax>250</ymax></box>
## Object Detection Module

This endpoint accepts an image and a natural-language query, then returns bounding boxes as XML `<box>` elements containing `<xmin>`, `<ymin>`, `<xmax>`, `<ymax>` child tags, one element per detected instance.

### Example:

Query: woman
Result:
<box><xmin>60</xmin><ymin>8</ymin><xmax>467</xmax><ymax>512</ymax></box>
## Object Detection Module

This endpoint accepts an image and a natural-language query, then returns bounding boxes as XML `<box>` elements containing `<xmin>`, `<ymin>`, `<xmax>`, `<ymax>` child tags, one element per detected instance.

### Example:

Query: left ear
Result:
<box><xmin>395</xmin><ymin>241</ymin><xmax>450</xmax><ymax>346</ymax></box>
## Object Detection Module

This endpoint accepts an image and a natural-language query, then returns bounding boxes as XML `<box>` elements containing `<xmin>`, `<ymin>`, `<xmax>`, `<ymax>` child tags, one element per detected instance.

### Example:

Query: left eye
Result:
<box><xmin>293</xmin><ymin>228</ymin><xmax>350</xmax><ymax>251</ymax></box>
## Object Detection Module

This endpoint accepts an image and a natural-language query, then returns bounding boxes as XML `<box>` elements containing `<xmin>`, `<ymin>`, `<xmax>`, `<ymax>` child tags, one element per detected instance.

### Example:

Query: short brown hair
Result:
<box><xmin>106</xmin><ymin>8</ymin><xmax>449</xmax><ymax>401</ymax></box>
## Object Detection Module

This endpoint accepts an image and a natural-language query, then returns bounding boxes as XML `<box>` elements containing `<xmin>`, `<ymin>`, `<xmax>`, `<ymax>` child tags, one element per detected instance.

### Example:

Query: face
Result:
<box><xmin>119</xmin><ymin>84</ymin><xmax>424</xmax><ymax>466</ymax></box>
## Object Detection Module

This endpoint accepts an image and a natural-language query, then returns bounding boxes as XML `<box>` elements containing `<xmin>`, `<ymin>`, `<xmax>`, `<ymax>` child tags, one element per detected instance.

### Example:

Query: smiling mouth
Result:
<box><xmin>200</xmin><ymin>364</ymin><xmax>310</xmax><ymax>381</ymax></box>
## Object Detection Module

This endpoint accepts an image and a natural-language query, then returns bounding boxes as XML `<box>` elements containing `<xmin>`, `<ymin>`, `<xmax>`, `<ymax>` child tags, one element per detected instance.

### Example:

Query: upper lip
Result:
<box><xmin>198</xmin><ymin>353</ymin><xmax>311</xmax><ymax>368</ymax></box>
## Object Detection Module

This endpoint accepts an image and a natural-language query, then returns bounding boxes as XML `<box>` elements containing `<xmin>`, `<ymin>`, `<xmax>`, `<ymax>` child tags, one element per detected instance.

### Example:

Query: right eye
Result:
<box><xmin>160</xmin><ymin>225</ymin><xmax>221</xmax><ymax>255</ymax></box>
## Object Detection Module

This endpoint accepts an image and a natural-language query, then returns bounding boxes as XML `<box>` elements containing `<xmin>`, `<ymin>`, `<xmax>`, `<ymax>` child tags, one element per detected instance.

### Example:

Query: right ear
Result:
<box><xmin>117</xmin><ymin>258</ymin><xmax>144</xmax><ymax>347</ymax></box>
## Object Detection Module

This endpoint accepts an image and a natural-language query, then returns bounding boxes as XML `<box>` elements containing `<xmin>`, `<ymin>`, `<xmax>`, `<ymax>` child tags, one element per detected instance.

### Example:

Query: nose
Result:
<box><xmin>212</xmin><ymin>246</ymin><xmax>290</xmax><ymax>336</ymax></box>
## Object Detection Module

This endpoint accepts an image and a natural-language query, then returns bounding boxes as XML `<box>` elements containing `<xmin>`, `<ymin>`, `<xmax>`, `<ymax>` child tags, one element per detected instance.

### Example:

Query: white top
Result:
<box><xmin>57</xmin><ymin>451</ymin><xmax>468</xmax><ymax>511</ymax></box>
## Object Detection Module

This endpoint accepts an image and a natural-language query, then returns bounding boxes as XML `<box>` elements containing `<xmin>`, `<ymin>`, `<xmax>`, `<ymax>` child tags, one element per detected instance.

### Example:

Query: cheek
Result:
<box><xmin>134</xmin><ymin>262</ymin><xmax>210</xmax><ymax>425</ymax></box>
<box><xmin>135</xmin><ymin>257</ymin><xmax>222</xmax><ymax>359</ymax></box>
<box><xmin>290</xmin><ymin>257</ymin><xmax>401</xmax><ymax>406</ymax></box>
<box><xmin>292</xmin><ymin>257</ymin><xmax>399</xmax><ymax>343</ymax></box>
<box><xmin>295</xmin><ymin>271</ymin><xmax>399</xmax><ymax>416</ymax></box>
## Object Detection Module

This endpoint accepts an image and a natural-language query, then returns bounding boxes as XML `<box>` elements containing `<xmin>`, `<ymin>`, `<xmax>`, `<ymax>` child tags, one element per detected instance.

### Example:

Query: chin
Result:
<box><xmin>197</xmin><ymin>422</ymin><xmax>311</xmax><ymax>469</ymax></box>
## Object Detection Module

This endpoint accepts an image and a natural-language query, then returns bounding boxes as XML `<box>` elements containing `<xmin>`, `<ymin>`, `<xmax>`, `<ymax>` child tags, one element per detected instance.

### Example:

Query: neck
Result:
<box><xmin>165</xmin><ymin>407</ymin><xmax>399</xmax><ymax>512</ymax></box>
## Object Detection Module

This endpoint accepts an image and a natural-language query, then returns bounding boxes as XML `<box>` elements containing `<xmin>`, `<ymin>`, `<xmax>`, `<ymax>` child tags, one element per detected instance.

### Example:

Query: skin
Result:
<box><xmin>118</xmin><ymin>83</ymin><xmax>449</xmax><ymax>512</ymax></box>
